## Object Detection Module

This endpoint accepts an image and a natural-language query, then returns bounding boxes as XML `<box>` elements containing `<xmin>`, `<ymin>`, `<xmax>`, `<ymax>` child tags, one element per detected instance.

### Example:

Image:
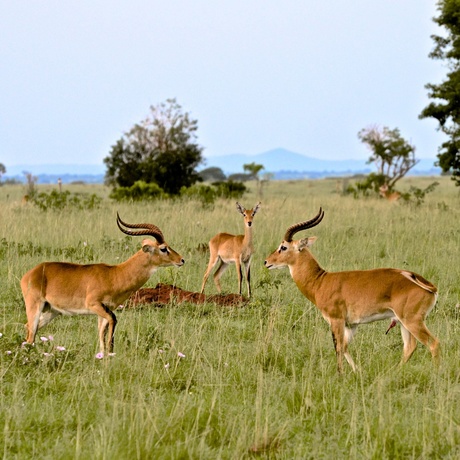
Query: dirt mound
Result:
<box><xmin>127</xmin><ymin>283</ymin><xmax>248</xmax><ymax>308</ymax></box>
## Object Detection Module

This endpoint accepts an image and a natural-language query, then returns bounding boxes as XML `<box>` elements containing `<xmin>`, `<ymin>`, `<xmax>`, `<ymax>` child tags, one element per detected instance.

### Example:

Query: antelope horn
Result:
<box><xmin>116</xmin><ymin>212</ymin><xmax>165</xmax><ymax>244</ymax></box>
<box><xmin>284</xmin><ymin>208</ymin><xmax>324</xmax><ymax>242</ymax></box>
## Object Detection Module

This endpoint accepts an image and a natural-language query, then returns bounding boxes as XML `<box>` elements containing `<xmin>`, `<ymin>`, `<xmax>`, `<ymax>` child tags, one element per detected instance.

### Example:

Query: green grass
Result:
<box><xmin>1</xmin><ymin>176</ymin><xmax>459</xmax><ymax>459</ymax></box>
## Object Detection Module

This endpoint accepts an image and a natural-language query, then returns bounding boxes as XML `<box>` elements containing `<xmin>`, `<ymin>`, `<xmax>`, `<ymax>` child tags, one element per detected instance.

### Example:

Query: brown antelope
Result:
<box><xmin>20</xmin><ymin>213</ymin><xmax>184</xmax><ymax>356</ymax></box>
<box><xmin>264</xmin><ymin>208</ymin><xmax>439</xmax><ymax>373</ymax></box>
<box><xmin>201</xmin><ymin>202</ymin><xmax>261</xmax><ymax>297</ymax></box>
<box><xmin>379</xmin><ymin>183</ymin><xmax>401</xmax><ymax>202</ymax></box>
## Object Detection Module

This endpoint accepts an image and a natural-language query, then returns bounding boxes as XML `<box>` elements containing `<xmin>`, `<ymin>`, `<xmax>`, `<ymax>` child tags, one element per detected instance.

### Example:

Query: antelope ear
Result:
<box><xmin>298</xmin><ymin>236</ymin><xmax>317</xmax><ymax>251</ymax></box>
<box><xmin>236</xmin><ymin>202</ymin><xmax>245</xmax><ymax>215</ymax></box>
<box><xmin>141</xmin><ymin>239</ymin><xmax>156</xmax><ymax>254</ymax></box>
<box><xmin>253</xmin><ymin>202</ymin><xmax>261</xmax><ymax>215</ymax></box>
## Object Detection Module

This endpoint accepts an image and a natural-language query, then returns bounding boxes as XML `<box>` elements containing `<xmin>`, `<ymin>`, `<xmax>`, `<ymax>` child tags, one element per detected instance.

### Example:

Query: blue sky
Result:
<box><xmin>0</xmin><ymin>0</ymin><xmax>447</xmax><ymax>169</ymax></box>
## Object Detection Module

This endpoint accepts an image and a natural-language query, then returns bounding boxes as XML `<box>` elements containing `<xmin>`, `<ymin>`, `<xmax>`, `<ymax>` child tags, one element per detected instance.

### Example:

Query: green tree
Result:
<box><xmin>419</xmin><ymin>0</ymin><xmax>460</xmax><ymax>185</ymax></box>
<box><xmin>243</xmin><ymin>162</ymin><xmax>265</xmax><ymax>198</ymax></box>
<box><xmin>0</xmin><ymin>163</ymin><xmax>5</xmax><ymax>183</ymax></box>
<box><xmin>104</xmin><ymin>99</ymin><xmax>204</xmax><ymax>195</ymax></box>
<box><xmin>357</xmin><ymin>125</ymin><xmax>418</xmax><ymax>192</ymax></box>
<box><xmin>199</xmin><ymin>166</ymin><xmax>226</xmax><ymax>182</ymax></box>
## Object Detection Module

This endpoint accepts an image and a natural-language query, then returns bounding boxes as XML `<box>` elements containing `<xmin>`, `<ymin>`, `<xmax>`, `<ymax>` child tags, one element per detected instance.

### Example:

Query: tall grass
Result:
<box><xmin>0</xmin><ymin>176</ymin><xmax>459</xmax><ymax>459</ymax></box>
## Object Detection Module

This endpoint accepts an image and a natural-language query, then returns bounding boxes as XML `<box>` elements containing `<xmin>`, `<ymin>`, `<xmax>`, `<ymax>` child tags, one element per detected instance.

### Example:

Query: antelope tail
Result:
<box><xmin>400</xmin><ymin>270</ymin><xmax>437</xmax><ymax>294</ymax></box>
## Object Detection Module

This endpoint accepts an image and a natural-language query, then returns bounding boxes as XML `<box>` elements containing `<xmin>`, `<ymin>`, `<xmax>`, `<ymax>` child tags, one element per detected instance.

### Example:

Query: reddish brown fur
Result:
<box><xmin>265</xmin><ymin>215</ymin><xmax>439</xmax><ymax>373</ymax></box>
<box><xmin>379</xmin><ymin>184</ymin><xmax>401</xmax><ymax>202</ymax></box>
<box><xmin>21</xmin><ymin>237</ymin><xmax>184</xmax><ymax>355</ymax></box>
<box><xmin>201</xmin><ymin>202</ymin><xmax>260</xmax><ymax>297</ymax></box>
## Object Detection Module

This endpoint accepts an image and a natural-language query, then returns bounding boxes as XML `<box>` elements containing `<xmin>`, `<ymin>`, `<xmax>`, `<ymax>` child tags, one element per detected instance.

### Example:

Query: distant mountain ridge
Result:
<box><xmin>3</xmin><ymin>148</ymin><xmax>440</xmax><ymax>184</ymax></box>
<box><xmin>202</xmin><ymin>148</ymin><xmax>370</xmax><ymax>174</ymax></box>
<box><xmin>202</xmin><ymin>148</ymin><xmax>440</xmax><ymax>177</ymax></box>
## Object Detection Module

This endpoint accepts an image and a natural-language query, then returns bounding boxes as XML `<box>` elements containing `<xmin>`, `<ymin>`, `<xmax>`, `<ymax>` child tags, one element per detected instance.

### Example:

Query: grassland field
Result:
<box><xmin>0</xmin><ymin>176</ymin><xmax>459</xmax><ymax>459</ymax></box>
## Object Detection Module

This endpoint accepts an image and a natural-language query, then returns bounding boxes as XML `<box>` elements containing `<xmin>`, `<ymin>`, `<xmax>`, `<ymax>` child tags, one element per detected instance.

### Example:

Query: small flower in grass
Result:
<box><xmin>5</xmin><ymin>350</ymin><xmax>12</xmax><ymax>355</ymax></box>
<box><xmin>178</xmin><ymin>352</ymin><xmax>185</xmax><ymax>358</ymax></box>
<box><xmin>21</xmin><ymin>341</ymin><xmax>29</xmax><ymax>348</ymax></box>
<box><xmin>48</xmin><ymin>335</ymin><xmax>54</xmax><ymax>341</ymax></box>
<box><xmin>43</xmin><ymin>352</ymin><xmax>52</xmax><ymax>357</ymax></box>
<box><xmin>108</xmin><ymin>352</ymin><xmax>116</xmax><ymax>357</ymax></box>
<box><xmin>95</xmin><ymin>352</ymin><xmax>104</xmax><ymax>359</ymax></box>
<box><xmin>0</xmin><ymin>332</ymin><xmax>3</xmax><ymax>338</ymax></box>
<box><xmin>40</xmin><ymin>336</ymin><xmax>48</xmax><ymax>342</ymax></box>
<box><xmin>158</xmin><ymin>349</ymin><xmax>164</xmax><ymax>354</ymax></box>
<box><xmin>164</xmin><ymin>363</ymin><xmax>170</xmax><ymax>369</ymax></box>
<box><xmin>56</xmin><ymin>346</ymin><xmax>66</xmax><ymax>352</ymax></box>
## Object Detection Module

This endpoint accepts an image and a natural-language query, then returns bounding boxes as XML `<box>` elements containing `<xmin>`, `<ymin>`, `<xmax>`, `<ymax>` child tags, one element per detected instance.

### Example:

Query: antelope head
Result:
<box><xmin>264</xmin><ymin>208</ymin><xmax>324</xmax><ymax>269</ymax></box>
<box><xmin>236</xmin><ymin>202</ymin><xmax>261</xmax><ymax>228</ymax></box>
<box><xmin>116</xmin><ymin>213</ymin><xmax>185</xmax><ymax>268</ymax></box>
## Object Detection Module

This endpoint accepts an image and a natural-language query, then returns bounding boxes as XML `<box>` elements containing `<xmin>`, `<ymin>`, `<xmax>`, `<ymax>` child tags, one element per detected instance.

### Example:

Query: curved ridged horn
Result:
<box><xmin>284</xmin><ymin>208</ymin><xmax>324</xmax><ymax>242</ymax></box>
<box><xmin>116</xmin><ymin>212</ymin><xmax>165</xmax><ymax>244</ymax></box>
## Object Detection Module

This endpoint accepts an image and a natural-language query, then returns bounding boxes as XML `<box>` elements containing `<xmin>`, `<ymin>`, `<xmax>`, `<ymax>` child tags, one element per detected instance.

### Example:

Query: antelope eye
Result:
<box><xmin>280</xmin><ymin>245</ymin><xmax>287</xmax><ymax>251</ymax></box>
<box><xmin>160</xmin><ymin>247</ymin><xmax>168</xmax><ymax>253</ymax></box>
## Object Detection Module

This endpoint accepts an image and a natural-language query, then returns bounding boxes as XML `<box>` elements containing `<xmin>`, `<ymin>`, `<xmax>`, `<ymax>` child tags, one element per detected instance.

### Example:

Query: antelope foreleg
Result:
<box><xmin>245</xmin><ymin>263</ymin><xmax>251</xmax><ymax>297</ymax></box>
<box><xmin>235</xmin><ymin>260</ymin><xmax>243</xmax><ymax>295</ymax></box>
<box><xmin>201</xmin><ymin>254</ymin><xmax>220</xmax><ymax>293</ymax></box>
<box><xmin>330</xmin><ymin>320</ymin><xmax>346</xmax><ymax>374</ymax></box>
<box><xmin>344</xmin><ymin>326</ymin><xmax>358</xmax><ymax>372</ymax></box>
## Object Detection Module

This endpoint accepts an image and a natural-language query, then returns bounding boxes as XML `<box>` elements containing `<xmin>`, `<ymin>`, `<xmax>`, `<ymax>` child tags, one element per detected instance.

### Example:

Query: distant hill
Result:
<box><xmin>2</xmin><ymin>150</ymin><xmax>441</xmax><ymax>184</ymax></box>
<box><xmin>201</xmin><ymin>148</ymin><xmax>441</xmax><ymax>178</ymax></box>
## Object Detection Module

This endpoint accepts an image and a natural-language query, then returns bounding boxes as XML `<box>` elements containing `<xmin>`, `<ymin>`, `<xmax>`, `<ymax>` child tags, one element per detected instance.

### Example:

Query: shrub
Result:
<box><xmin>212</xmin><ymin>180</ymin><xmax>247</xmax><ymax>199</ymax></box>
<box><xmin>180</xmin><ymin>184</ymin><xmax>217</xmax><ymax>205</ymax></box>
<box><xmin>31</xmin><ymin>190</ymin><xmax>102</xmax><ymax>211</ymax></box>
<box><xmin>401</xmin><ymin>181</ymin><xmax>440</xmax><ymax>206</ymax></box>
<box><xmin>109</xmin><ymin>181</ymin><xmax>165</xmax><ymax>201</ymax></box>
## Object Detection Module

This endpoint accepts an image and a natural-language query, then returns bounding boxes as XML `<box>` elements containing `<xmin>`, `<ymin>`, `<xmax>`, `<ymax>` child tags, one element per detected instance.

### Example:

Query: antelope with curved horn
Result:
<box><xmin>21</xmin><ymin>213</ymin><xmax>184</xmax><ymax>356</ymax></box>
<box><xmin>264</xmin><ymin>208</ymin><xmax>439</xmax><ymax>373</ymax></box>
<box><xmin>201</xmin><ymin>202</ymin><xmax>261</xmax><ymax>297</ymax></box>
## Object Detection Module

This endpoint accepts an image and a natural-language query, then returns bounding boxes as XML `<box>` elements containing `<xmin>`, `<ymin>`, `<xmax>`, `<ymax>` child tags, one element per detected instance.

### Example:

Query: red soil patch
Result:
<box><xmin>127</xmin><ymin>283</ymin><xmax>248</xmax><ymax>308</ymax></box>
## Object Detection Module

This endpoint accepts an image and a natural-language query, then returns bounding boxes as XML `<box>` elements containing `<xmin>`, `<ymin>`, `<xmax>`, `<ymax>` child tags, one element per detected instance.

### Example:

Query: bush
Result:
<box><xmin>401</xmin><ymin>181</ymin><xmax>440</xmax><ymax>206</ymax></box>
<box><xmin>31</xmin><ymin>190</ymin><xmax>102</xmax><ymax>211</ymax></box>
<box><xmin>180</xmin><ymin>180</ymin><xmax>247</xmax><ymax>205</ymax></box>
<box><xmin>109</xmin><ymin>181</ymin><xmax>165</xmax><ymax>201</ymax></box>
<box><xmin>345</xmin><ymin>173</ymin><xmax>385</xmax><ymax>198</ymax></box>
<box><xmin>212</xmin><ymin>180</ymin><xmax>247</xmax><ymax>199</ymax></box>
<box><xmin>180</xmin><ymin>184</ymin><xmax>217</xmax><ymax>205</ymax></box>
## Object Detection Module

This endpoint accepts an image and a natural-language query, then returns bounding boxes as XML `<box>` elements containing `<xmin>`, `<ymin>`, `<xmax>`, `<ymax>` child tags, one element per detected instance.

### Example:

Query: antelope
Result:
<box><xmin>264</xmin><ymin>208</ymin><xmax>439</xmax><ymax>373</ymax></box>
<box><xmin>379</xmin><ymin>183</ymin><xmax>401</xmax><ymax>202</ymax></box>
<box><xmin>201</xmin><ymin>202</ymin><xmax>261</xmax><ymax>297</ymax></box>
<box><xmin>20</xmin><ymin>213</ymin><xmax>184</xmax><ymax>356</ymax></box>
